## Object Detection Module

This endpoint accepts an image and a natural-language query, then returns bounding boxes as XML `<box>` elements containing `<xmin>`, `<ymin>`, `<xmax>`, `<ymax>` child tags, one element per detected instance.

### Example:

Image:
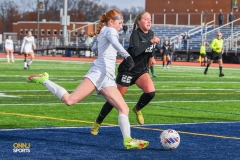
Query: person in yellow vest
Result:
<box><xmin>200</xmin><ymin>42</ymin><xmax>207</xmax><ymax>66</ymax></box>
<box><xmin>204</xmin><ymin>32</ymin><xmax>224</xmax><ymax>77</ymax></box>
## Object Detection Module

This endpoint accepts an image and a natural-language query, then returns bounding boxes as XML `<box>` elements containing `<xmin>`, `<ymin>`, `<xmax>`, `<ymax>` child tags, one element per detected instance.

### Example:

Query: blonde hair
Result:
<box><xmin>132</xmin><ymin>11</ymin><xmax>150</xmax><ymax>31</ymax></box>
<box><xmin>88</xmin><ymin>9</ymin><xmax>122</xmax><ymax>37</ymax></box>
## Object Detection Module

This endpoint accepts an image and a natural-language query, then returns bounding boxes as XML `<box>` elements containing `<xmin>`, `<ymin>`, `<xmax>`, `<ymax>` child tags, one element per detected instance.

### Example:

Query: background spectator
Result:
<box><xmin>218</xmin><ymin>12</ymin><xmax>224</xmax><ymax>26</ymax></box>
<box><xmin>229</xmin><ymin>12</ymin><xmax>235</xmax><ymax>27</ymax></box>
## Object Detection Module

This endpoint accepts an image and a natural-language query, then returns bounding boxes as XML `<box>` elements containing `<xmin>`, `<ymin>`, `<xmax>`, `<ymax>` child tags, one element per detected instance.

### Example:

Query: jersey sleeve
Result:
<box><xmin>105</xmin><ymin>28</ymin><xmax>130</xmax><ymax>59</ymax></box>
<box><xmin>91</xmin><ymin>42</ymin><xmax>97</xmax><ymax>53</ymax></box>
<box><xmin>210</xmin><ymin>39</ymin><xmax>217</xmax><ymax>51</ymax></box>
<box><xmin>32</xmin><ymin>37</ymin><xmax>36</xmax><ymax>47</ymax></box>
<box><xmin>5</xmin><ymin>40</ymin><xmax>7</xmax><ymax>49</ymax></box>
<box><xmin>128</xmin><ymin>30</ymin><xmax>152</xmax><ymax>58</ymax></box>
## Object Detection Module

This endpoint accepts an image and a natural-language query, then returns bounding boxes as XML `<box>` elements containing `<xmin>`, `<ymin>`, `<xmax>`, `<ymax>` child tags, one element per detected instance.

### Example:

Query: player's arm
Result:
<box><xmin>32</xmin><ymin>37</ymin><xmax>36</xmax><ymax>50</ymax></box>
<box><xmin>128</xmin><ymin>31</ymin><xmax>152</xmax><ymax>58</ymax></box>
<box><xmin>210</xmin><ymin>39</ymin><xmax>217</xmax><ymax>51</ymax></box>
<box><xmin>20</xmin><ymin>37</ymin><xmax>26</xmax><ymax>54</ymax></box>
<box><xmin>5</xmin><ymin>40</ymin><xmax>7</xmax><ymax>50</ymax></box>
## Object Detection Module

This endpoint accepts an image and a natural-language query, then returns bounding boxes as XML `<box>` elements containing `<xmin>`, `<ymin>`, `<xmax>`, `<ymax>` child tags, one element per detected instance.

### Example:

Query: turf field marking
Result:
<box><xmin>2</xmin><ymin>99</ymin><xmax>240</xmax><ymax>106</ymax></box>
<box><xmin>0</xmin><ymin>93</ymin><xmax>20</xmax><ymax>98</ymax></box>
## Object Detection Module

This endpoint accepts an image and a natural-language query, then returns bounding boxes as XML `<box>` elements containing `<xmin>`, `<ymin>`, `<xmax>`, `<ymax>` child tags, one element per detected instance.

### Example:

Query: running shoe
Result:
<box><xmin>152</xmin><ymin>73</ymin><xmax>157</xmax><ymax>77</ymax></box>
<box><xmin>124</xmin><ymin>137</ymin><xmax>149</xmax><ymax>150</ymax></box>
<box><xmin>27</xmin><ymin>64</ymin><xmax>30</xmax><ymax>69</ymax></box>
<box><xmin>28</xmin><ymin>72</ymin><xmax>49</xmax><ymax>84</ymax></box>
<box><xmin>90</xmin><ymin>121</ymin><xmax>101</xmax><ymax>135</ymax></box>
<box><xmin>132</xmin><ymin>106</ymin><xmax>144</xmax><ymax>125</ymax></box>
<box><xmin>219</xmin><ymin>73</ymin><xmax>225</xmax><ymax>77</ymax></box>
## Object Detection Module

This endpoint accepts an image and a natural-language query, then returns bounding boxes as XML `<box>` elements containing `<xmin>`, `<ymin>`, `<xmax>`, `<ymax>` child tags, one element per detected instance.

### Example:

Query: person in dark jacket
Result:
<box><xmin>229</xmin><ymin>12</ymin><xmax>235</xmax><ymax>27</ymax></box>
<box><xmin>218</xmin><ymin>12</ymin><xmax>224</xmax><ymax>27</ymax></box>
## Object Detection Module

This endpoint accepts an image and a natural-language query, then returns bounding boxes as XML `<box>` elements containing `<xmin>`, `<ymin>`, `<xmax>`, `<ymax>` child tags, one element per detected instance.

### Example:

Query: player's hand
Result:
<box><xmin>125</xmin><ymin>56</ymin><xmax>135</xmax><ymax>71</ymax></box>
<box><xmin>148</xmin><ymin>57</ymin><xmax>156</xmax><ymax>67</ymax></box>
<box><xmin>151</xmin><ymin>36</ymin><xmax>160</xmax><ymax>44</ymax></box>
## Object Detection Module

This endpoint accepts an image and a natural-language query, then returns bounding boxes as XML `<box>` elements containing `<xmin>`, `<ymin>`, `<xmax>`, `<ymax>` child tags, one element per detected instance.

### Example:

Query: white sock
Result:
<box><xmin>28</xmin><ymin>58</ymin><xmax>33</xmax><ymax>65</ymax></box>
<box><xmin>118</xmin><ymin>114</ymin><xmax>131</xmax><ymax>139</ymax></box>
<box><xmin>24</xmin><ymin>62</ymin><xmax>27</xmax><ymax>68</ymax></box>
<box><xmin>6</xmin><ymin>55</ymin><xmax>9</xmax><ymax>62</ymax></box>
<box><xmin>42</xmin><ymin>80</ymin><xmax>68</xmax><ymax>100</ymax></box>
<box><xmin>11</xmin><ymin>54</ymin><xmax>14</xmax><ymax>62</ymax></box>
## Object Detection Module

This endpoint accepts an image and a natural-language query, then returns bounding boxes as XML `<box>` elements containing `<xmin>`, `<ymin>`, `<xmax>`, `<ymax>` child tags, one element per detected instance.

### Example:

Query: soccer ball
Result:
<box><xmin>160</xmin><ymin>129</ymin><xmax>180</xmax><ymax>150</ymax></box>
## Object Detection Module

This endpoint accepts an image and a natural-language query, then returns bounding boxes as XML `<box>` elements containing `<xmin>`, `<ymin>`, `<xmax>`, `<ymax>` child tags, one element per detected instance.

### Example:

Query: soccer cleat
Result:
<box><xmin>204</xmin><ymin>68</ymin><xmax>208</xmax><ymax>75</ymax></box>
<box><xmin>219</xmin><ymin>73</ymin><xmax>225</xmax><ymax>77</ymax></box>
<box><xmin>24</xmin><ymin>67</ymin><xmax>27</xmax><ymax>69</ymax></box>
<box><xmin>90</xmin><ymin>121</ymin><xmax>101</xmax><ymax>135</ymax></box>
<box><xmin>27</xmin><ymin>64</ymin><xmax>30</xmax><ymax>69</ymax></box>
<box><xmin>124</xmin><ymin>137</ymin><xmax>149</xmax><ymax>150</ymax></box>
<box><xmin>166</xmin><ymin>66</ymin><xmax>169</xmax><ymax>69</ymax></box>
<box><xmin>132</xmin><ymin>106</ymin><xmax>144</xmax><ymax>125</ymax></box>
<box><xmin>28</xmin><ymin>72</ymin><xmax>49</xmax><ymax>84</ymax></box>
<box><xmin>152</xmin><ymin>73</ymin><xmax>157</xmax><ymax>77</ymax></box>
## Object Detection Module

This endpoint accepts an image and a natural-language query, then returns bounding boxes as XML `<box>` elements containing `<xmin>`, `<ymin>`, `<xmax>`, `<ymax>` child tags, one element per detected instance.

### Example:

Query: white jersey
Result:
<box><xmin>5</xmin><ymin>39</ymin><xmax>14</xmax><ymax>50</ymax></box>
<box><xmin>84</xmin><ymin>26</ymin><xmax>130</xmax><ymax>91</ymax></box>
<box><xmin>21</xmin><ymin>36</ymin><xmax>36</xmax><ymax>53</ymax></box>
<box><xmin>91</xmin><ymin>26</ymin><xmax>130</xmax><ymax>79</ymax></box>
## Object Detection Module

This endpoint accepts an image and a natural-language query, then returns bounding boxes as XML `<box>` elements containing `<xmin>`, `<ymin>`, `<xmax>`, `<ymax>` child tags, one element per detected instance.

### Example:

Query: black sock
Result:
<box><xmin>150</xmin><ymin>66</ymin><xmax>154</xmax><ymax>74</ymax></box>
<box><xmin>167</xmin><ymin>60</ymin><xmax>170</xmax><ymax>66</ymax></box>
<box><xmin>163</xmin><ymin>61</ymin><xmax>165</xmax><ymax>67</ymax></box>
<box><xmin>219</xmin><ymin>66</ymin><xmax>222</xmax><ymax>74</ymax></box>
<box><xmin>136</xmin><ymin>92</ymin><xmax>155</xmax><ymax>110</ymax></box>
<box><xmin>96</xmin><ymin>102</ymin><xmax>114</xmax><ymax>124</ymax></box>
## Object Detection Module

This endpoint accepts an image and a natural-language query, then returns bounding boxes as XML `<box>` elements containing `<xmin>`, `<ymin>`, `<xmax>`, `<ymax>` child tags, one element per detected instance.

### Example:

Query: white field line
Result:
<box><xmin>0</xmin><ymin>121</ymin><xmax>239</xmax><ymax>132</ymax></box>
<box><xmin>2</xmin><ymin>100</ymin><xmax>240</xmax><ymax>106</ymax></box>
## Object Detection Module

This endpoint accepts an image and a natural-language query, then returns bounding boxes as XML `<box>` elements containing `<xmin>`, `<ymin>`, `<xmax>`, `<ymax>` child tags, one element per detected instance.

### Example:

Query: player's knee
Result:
<box><xmin>145</xmin><ymin>91</ymin><xmax>155</xmax><ymax>100</ymax></box>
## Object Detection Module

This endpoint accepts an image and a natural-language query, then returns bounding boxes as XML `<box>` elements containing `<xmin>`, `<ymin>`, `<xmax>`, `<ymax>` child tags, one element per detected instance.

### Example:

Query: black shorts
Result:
<box><xmin>201</xmin><ymin>54</ymin><xmax>207</xmax><ymax>58</ymax></box>
<box><xmin>116</xmin><ymin>71</ymin><xmax>148</xmax><ymax>87</ymax></box>
<box><xmin>210</xmin><ymin>52</ymin><xmax>222</xmax><ymax>60</ymax></box>
<box><xmin>162</xmin><ymin>53</ymin><xmax>170</xmax><ymax>56</ymax></box>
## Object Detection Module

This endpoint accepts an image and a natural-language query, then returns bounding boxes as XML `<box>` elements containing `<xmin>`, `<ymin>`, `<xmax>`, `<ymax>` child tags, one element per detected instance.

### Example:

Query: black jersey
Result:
<box><xmin>162</xmin><ymin>43</ymin><xmax>172</xmax><ymax>55</ymax></box>
<box><xmin>118</xmin><ymin>28</ymin><xmax>155</xmax><ymax>74</ymax></box>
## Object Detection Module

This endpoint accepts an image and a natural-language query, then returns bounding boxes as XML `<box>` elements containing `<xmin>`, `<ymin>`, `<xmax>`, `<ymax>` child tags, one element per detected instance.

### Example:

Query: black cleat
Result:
<box><xmin>219</xmin><ymin>73</ymin><xmax>225</xmax><ymax>77</ymax></box>
<box><xmin>204</xmin><ymin>68</ymin><xmax>208</xmax><ymax>75</ymax></box>
<box><xmin>27</xmin><ymin>64</ymin><xmax>30</xmax><ymax>69</ymax></box>
<box><xmin>24</xmin><ymin>67</ymin><xmax>27</xmax><ymax>69</ymax></box>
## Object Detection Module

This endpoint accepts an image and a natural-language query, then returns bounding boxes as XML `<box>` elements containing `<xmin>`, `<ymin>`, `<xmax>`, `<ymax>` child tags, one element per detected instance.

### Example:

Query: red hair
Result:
<box><xmin>88</xmin><ymin>9</ymin><xmax>122</xmax><ymax>37</ymax></box>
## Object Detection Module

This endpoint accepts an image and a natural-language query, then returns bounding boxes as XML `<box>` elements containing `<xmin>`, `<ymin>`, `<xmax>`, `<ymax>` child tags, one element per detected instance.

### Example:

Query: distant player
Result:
<box><xmin>20</xmin><ymin>31</ymin><xmax>36</xmax><ymax>69</ymax></box>
<box><xmin>91</xmin><ymin>11</ymin><xmax>160</xmax><ymax>135</ymax></box>
<box><xmin>204</xmin><ymin>32</ymin><xmax>224</xmax><ymax>77</ymax></box>
<box><xmin>200</xmin><ymin>42</ymin><xmax>207</xmax><ymax>66</ymax></box>
<box><xmin>5</xmin><ymin>35</ymin><xmax>14</xmax><ymax>63</ymax></box>
<box><xmin>161</xmin><ymin>40</ymin><xmax>172</xmax><ymax>69</ymax></box>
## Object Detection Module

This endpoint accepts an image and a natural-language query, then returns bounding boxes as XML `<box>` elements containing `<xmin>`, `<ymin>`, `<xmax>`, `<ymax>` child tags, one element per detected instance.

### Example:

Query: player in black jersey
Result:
<box><xmin>161</xmin><ymin>40</ymin><xmax>172</xmax><ymax>69</ymax></box>
<box><xmin>91</xmin><ymin>11</ymin><xmax>160</xmax><ymax>135</ymax></box>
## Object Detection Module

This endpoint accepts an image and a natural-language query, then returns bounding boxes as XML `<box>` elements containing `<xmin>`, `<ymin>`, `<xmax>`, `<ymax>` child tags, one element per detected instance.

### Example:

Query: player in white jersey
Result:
<box><xmin>5</xmin><ymin>35</ymin><xmax>14</xmax><ymax>63</ymax></box>
<box><xmin>20</xmin><ymin>31</ymin><xmax>36</xmax><ymax>69</ymax></box>
<box><xmin>27</xmin><ymin>9</ymin><xmax>149</xmax><ymax>150</ymax></box>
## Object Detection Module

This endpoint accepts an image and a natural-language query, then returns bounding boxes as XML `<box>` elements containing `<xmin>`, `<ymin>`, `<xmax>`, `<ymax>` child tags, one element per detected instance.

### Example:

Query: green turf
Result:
<box><xmin>0</xmin><ymin>58</ymin><xmax>240</xmax><ymax>129</ymax></box>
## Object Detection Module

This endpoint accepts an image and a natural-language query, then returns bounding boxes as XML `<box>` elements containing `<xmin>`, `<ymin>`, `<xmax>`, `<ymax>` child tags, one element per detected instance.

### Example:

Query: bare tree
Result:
<box><xmin>0</xmin><ymin>0</ymin><xmax>19</xmax><ymax>34</ymax></box>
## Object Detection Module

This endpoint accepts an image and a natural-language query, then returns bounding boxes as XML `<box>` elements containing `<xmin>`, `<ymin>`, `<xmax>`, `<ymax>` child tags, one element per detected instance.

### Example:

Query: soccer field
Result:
<box><xmin>0</xmin><ymin>58</ymin><xmax>240</xmax><ymax>159</ymax></box>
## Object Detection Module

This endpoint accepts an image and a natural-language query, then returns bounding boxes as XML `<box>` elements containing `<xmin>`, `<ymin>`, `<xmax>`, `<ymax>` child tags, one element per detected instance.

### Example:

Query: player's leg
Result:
<box><xmin>28</xmin><ymin>73</ymin><xmax>95</xmax><ymax>105</ymax></box>
<box><xmin>100</xmin><ymin>86</ymin><xmax>149</xmax><ymax>149</ymax></box>
<box><xmin>133</xmin><ymin>73</ymin><xmax>155</xmax><ymax>125</ymax></box>
<box><xmin>91</xmin><ymin>84</ymin><xmax>128</xmax><ymax>135</ymax></box>
<box><xmin>166</xmin><ymin>54</ymin><xmax>170</xmax><ymax>68</ymax></box>
<box><xmin>163</xmin><ymin>55</ymin><xmax>166</xmax><ymax>68</ymax></box>
<box><xmin>6</xmin><ymin>50</ymin><xmax>10</xmax><ymax>63</ymax></box>
<box><xmin>204</xmin><ymin>53</ymin><xmax>214</xmax><ymax>75</ymax></box>
<box><xmin>218</xmin><ymin>58</ymin><xmax>224</xmax><ymax>77</ymax></box>
<box><xmin>10</xmin><ymin>50</ymin><xmax>14</xmax><ymax>62</ymax></box>
<box><xmin>27</xmin><ymin>52</ymin><xmax>34</xmax><ymax>69</ymax></box>
<box><xmin>23</xmin><ymin>53</ymin><xmax>28</xmax><ymax>69</ymax></box>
